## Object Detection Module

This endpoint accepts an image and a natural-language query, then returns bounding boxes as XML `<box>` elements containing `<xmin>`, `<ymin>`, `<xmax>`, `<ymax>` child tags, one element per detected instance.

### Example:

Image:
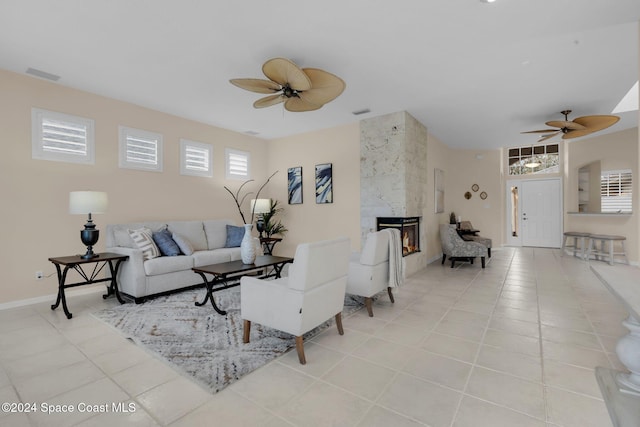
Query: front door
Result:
<box><xmin>521</xmin><ymin>178</ymin><xmax>562</xmax><ymax>248</ymax></box>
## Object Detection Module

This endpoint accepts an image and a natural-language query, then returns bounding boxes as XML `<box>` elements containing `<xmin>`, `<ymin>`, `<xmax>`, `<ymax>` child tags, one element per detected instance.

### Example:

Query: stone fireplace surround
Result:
<box><xmin>360</xmin><ymin>111</ymin><xmax>428</xmax><ymax>276</ymax></box>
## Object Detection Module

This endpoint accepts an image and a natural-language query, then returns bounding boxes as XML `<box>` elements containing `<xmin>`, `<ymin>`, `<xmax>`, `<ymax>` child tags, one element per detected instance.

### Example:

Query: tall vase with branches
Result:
<box><xmin>224</xmin><ymin>171</ymin><xmax>278</xmax><ymax>263</ymax></box>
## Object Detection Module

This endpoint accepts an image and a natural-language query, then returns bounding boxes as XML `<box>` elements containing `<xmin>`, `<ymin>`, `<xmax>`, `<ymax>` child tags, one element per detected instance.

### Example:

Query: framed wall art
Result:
<box><xmin>287</xmin><ymin>166</ymin><xmax>303</xmax><ymax>204</ymax></box>
<box><xmin>435</xmin><ymin>168</ymin><xmax>445</xmax><ymax>213</ymax></box>
<box><xmin>315</xmin><ymin>163</ymin><xmax>333</xmax><ymax>204</ymax></box>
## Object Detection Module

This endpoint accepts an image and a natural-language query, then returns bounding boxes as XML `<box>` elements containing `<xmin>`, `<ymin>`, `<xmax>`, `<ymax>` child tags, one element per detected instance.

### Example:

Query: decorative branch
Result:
<box><xmin>224</xmin><ymin>171</ymin><xmax>278</xmax><ymax>225</ymax></box>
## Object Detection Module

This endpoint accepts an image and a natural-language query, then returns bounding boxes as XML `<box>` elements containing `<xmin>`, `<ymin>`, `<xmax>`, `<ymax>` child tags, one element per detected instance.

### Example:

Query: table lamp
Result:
<box><xmin>69</xmin><ymin>191</ymin><xmax>108</xmax><ymax>259</ymax></box>
<box><xmin>251</xmin><ymin>198</ymin><xmax>271</xmax><ymax>238</ymax></box>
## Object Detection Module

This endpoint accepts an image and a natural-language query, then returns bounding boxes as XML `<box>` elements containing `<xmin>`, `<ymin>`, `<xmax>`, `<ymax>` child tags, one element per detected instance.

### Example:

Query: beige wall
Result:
<box><xmin>565</xmin><ymin>127</ymin><xmax>639</xmax><ymax>262</ymax></box>
<box><xmin>265</xmin><ymin>123</ymin><xmax>361</xmax><ymax>257</ymax></box>
<box><xmin>445</xmin><ymin>148</ymin><xmax>504</xmax><ymax>251</ymax></box>
<box><xmin>424</xmin><ymin>133</ymin><xmax>451</xmax><ymax>261</ymax></box>
<box><xmin>0</xmin><ymin>69</ymin><xmax>269</xmax><ymax>304</ymax></box>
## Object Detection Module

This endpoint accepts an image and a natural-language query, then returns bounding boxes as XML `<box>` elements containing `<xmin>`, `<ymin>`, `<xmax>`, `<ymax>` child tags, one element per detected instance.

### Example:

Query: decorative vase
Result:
<box><xmin>240</xmin><ymin>224</ymin><xmax>257</xmax><ymax>264</ymax></box>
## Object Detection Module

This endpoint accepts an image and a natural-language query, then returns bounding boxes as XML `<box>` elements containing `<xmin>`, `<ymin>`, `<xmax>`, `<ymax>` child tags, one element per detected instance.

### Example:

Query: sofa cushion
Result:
<box><xmin>204</xmin><ymin>219</ymin><xmax>234</xmax><ymax>249</ymax></box>
<box><xmin>128</xmin><ymin>227</ymin><xmax>160</xmax><ymax>260</ymax></box>
<box><xmin>143</xmin><ymin>255</ymin><xmax>194</xmax><ymax>276</ymax></box>
<box><xmin>192</xmin><ymin>249</ymin><xmax>237</xmax><ymax>267</ymax></box>
<box><xmin>167</xmin><ymin>221</ymin><xmax>208</xmax><ymax>251</ymax></box>
<box><xmin>152</xmin><ymin>227</ymin><xmax>181</xmax><ymax>256</ymax></box>
<box><xmin>225</xmin><ymin>225</ymin><xmax>245</xmax><ymax>248</ymax></box>
<box><xmin>172</xmin><ymin>232</ymin><xmax>194</xmax><ymax>256</ymax></box>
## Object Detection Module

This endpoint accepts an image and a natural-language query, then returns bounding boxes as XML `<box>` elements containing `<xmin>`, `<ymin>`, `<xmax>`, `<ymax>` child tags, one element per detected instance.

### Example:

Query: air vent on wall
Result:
<box><xmin>26</xmin><ymin>68</ymin><xmax>60</xmax><ymax>81</ymax></box>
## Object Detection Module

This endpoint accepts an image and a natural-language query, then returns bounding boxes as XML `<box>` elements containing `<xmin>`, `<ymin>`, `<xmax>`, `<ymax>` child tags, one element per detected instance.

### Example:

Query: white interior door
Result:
<box><xmin>521</xmin><ymin>178</ymin><xmax>562</xmax><ymax>248</ymax></box>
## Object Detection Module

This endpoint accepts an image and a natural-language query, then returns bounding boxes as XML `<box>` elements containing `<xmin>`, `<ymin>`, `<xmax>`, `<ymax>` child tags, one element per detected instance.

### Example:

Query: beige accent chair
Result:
<box><xmin>346</xmin><ymin>231</ymin><xmax>395</xmax><ymax>317</ymax></box>
<box><xmin>240</xmin><ymin>237</ymin><xmax>351</xmax><ymax>364</ymax></box>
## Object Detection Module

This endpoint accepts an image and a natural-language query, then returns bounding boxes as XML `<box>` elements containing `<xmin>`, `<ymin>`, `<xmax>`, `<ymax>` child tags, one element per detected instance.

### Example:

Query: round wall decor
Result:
<box><xmin>464</xmin><ymin>191</ymin><xmax>472</xmax><ymax>200</ymax></box>
<box><xmin>480</xmin><ymin>191</ymin><xmax>488</xmax><ymax>200</ymax></box>
<box><xmin>471</xmin><ymin>184</ymin><xmax>479</xmax><ymax>192</ymax></box>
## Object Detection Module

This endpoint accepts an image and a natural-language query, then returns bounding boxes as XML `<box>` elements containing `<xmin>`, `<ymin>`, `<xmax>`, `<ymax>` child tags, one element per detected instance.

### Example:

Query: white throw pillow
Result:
<box><xmin>128</xmin><ymin>227</ymin><xmax>160</xmax><ymax>260</ymax></box>
<box><xmin>172</xmin><ymin>232</ymin><xmax>194</xmax><ymax>256</ymax></box>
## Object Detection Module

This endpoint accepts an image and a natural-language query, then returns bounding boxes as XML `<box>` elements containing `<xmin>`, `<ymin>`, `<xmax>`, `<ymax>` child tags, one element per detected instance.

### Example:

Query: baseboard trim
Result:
<box><xmin>0</xmin><ymin>285</ymin><xmax>104</xmax><ymax>311</ymax></box>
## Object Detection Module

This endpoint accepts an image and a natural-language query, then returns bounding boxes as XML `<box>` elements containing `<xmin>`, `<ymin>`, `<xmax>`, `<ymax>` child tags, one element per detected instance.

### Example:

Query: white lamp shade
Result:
<box><xmin>69</xmin><ymin>191</ymin><xmax>108</xmax><ymax>214</ymax></box>
<box><xmin>251</xmin><ymin>198</ymin><xmax>271</xmax><ymax>214</ymax></box>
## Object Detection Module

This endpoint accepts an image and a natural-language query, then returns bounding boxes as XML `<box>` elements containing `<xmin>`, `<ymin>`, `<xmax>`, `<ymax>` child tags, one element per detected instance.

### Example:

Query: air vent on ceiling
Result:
<box><xmin>244</xmin><ymin>130</ymin><xmax>260</xmax><ymax>136</ymax></box>
<box><xmin>352</xmin><ymin>108</ymin><xmax>371</xmax><ymax>116</ymax></box>
<box><xmin>26</xmin><ymin>68</ymin><xmax>60</xmax><ymax>81</ymax></box>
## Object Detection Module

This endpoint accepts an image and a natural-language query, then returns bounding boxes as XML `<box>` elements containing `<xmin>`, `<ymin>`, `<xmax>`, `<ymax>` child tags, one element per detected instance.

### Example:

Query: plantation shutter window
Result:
<box><xmin>119</xmin><ymin>126</ymin><xmax>163</xmax><ymax>172</ymax></box>
<box><xmin>225</xmin><ymin>148</ymin><xmax>250</xmax><ymax>180</ymax></box>
<box><xmin>32</xmin><ymin>108</ymin><xmax>95</xmax><ymax>164</ymax></box>
<box><xmin>180</xmin><ymin>139</ymin><xmax>213</xmax><ymax>177</ymax></box>
<box><xmin>601</xmin><ymin>170</ymin><xmax>632</xmax><ymax>213</ymax></box>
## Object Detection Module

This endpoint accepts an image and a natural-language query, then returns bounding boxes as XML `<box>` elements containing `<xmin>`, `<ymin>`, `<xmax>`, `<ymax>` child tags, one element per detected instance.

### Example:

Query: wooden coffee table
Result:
<box><xmin>192</xmin><ymin>255</ymin><xmax>293</xmax><ymax>315</ymax></box>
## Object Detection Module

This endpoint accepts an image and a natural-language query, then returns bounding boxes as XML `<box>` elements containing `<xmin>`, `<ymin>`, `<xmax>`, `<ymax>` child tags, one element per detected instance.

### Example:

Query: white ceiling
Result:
<box><xmin>1</xmin><ymin>0</ymin><xmax>639</xmax><ymax>149</ymax></box>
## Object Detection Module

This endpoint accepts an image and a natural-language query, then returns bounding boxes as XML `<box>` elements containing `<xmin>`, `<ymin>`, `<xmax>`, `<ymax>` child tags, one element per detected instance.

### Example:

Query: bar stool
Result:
<box><xmin>586</xmin><ymin>234</ymin><xmax>628</xmax><ymax>265</ymax></box>
<box><xmin>562</xmin><ymin>231</ymin><xmax>590</xmax><ymax>260</ymax></box>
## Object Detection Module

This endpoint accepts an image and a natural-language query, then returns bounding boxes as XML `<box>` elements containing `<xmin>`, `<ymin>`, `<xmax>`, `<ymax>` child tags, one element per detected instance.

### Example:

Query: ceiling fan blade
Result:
<box><xmin>538</xmin><ymin>132</ymin><xmax>559</xmax><ymax>142</ymax></box>
<box><xmin>298</xmin><ymin>68</ymin><xmax>346</xmax><ymax>105</ymax></box>
<box><xmin>573</xmin><ymin>115</ymin><xmax>620</xmax><ymax>132</ymax></box>
<box><xmin>545</xmin><ymin>120</ymin><xmax>586</xmax><ymax>130</ymax></box>
<box><xmin>229</xmin><ymin>78</ymin><xmax>281</xmax><ymax>94</ymax></box>
<box><xmin>562</xmin><ymin>129</ymin><xmax>594</xmax><ymax>139</ymax></box>
<box><xmin>284</xmin><ymin>97</ymin><xmax>322</xmax><ymax>112</ymax></box>
<box><xmin>521</xmin><ymin>129</ymin><xmax>558</xmax><ymax>134</ymax></box>
<box><xmin>253</xmin><ymin>94</ymin><xmax>285</xmax><ymax>108</ymax></box>
<box><xmin>262</xmin><ymin>58</ymin><xmax>311</xmax><ymax>91</ymax></box>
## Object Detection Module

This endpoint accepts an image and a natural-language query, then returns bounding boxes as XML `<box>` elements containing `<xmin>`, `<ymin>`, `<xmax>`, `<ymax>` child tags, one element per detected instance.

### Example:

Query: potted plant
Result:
<box><xmin>261</xmin><ymin>200</ymin><xmax>288</xmax><ymax>238</ymax></box>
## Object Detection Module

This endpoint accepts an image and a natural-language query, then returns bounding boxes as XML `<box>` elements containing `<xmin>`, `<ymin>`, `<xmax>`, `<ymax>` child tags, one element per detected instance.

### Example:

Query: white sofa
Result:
<box><xmin>105</xmin><ymin>219</ymin><xmax>249</xmax><ymax>302</ymax></box>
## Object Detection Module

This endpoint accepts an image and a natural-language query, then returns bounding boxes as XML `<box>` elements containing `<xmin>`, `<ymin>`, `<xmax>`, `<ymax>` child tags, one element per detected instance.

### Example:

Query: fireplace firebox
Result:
<box><xmin>376</xmin><ymin>217</ymin><xmax>421</xmax><ymax>256</ymax></box>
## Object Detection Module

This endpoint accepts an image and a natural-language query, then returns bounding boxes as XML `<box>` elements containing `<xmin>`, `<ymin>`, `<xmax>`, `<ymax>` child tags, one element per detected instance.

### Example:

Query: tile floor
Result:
<box><xmin>0</xmin><ymin>247</ymin><xmax>630</xmax><ymax>426</ymax></box>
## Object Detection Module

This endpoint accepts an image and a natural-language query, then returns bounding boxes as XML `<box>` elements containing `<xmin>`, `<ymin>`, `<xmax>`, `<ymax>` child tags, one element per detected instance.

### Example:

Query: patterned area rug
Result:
<box><xmin>92</xmin><ymin>286</ymin><xmax>363</xmax><ymax>393</ymax></box>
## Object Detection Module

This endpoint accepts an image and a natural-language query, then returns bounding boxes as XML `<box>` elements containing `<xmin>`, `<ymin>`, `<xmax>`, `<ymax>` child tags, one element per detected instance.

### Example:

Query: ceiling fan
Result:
<box><xmin>230</xmin><ymin>57</ymin><xmax>346</xmax><ymax>112</ymax></box>
<box><xmin>521</xmin><ymin>109</ymin><xmax>619</xmax><ymax>142</ymax></box>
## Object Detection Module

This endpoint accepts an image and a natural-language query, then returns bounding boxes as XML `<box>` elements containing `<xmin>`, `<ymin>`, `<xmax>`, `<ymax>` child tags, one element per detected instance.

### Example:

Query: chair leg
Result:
<box><xmin>470</xmin><ymin>258</ymin><xmax>474</xmax><ymax>264</ymax></box>
<box><xmin>441</xmin><ymin>254</ymin><xmax>446</xmax><ymax>265</ymax></box>
<box><xmin>387</xmin><ymin>287</ymin><xmax>395</xmax><ymax>304</ymax></box>
<box><xmin>364</xmin><ymin>297</ymin><xmax>374</xmax><ymax>317</ymax></box>
<box><xmin>481</xmin><ymin>257</ymin><xmax>486</xmax><ymax>268</ymax></box>
<box><xmin>243</xmin><ymin>320</ymin><xmax>251</xmax><ymax>343</ymax></box>
<box><xmin>451</xmin><ymin>258</ymin><xmax>455</xmax><ymax>268</ymax></box>
<box><xmin>295</xmin><ymin>336</ymin><xmax>306</xmax><ymax>365</ymax></box>
<box><xmin>335</xmin><ymin>313</ymin><xmax>344</xmax><ymax>335</ymax></box>
<box><xmin>488</xmin><ymin>248</ymin><xmax>491</xmax><ymax>258</ymax></box>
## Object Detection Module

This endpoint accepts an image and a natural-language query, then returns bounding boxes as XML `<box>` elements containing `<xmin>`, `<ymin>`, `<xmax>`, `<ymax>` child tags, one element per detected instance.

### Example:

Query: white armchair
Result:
<box><xmin>346</xmin><ymin>231</ymin><xmax>395</xmax><ymax>317</ymax></box>
<box><xmin>240</xmin><ymin>237</ymin><xmax>351</xmax><ymax>365</ymax></box>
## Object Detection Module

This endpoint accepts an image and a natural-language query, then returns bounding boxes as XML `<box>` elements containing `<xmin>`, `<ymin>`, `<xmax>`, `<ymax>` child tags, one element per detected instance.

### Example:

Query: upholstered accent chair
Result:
<box><xmin>346</xmin><ymin>230</ymin><xmax>395</xmax><ymax>317</ymax></box>
<box><xmin>440</xmin><ymin>224</ymin><xmax>488</xmax><ymax>268</ymax></box>
<box><xmin>459</xmin><ymin>221</ymin><xmax>492</xmax><ymax>257</ymax></box>
<box><xmin>240</xmin><ymin>237</ymin><xmax>351</xmax><ymax>365</ymax></box>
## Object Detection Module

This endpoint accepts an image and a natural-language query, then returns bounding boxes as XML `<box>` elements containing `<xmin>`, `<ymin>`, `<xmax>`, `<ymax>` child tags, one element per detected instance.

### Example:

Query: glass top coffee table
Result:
<box><xmin>192</xmin><ymin>255</ymin><xmax>293</xmax><ymax>315</ymax></box>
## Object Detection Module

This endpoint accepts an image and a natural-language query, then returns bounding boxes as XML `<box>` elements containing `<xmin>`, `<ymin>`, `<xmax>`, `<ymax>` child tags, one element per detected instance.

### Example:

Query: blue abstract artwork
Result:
<box><xmin>287</xmin><ymin>166</ymin><xmax>303</xmax><ymax>204</ymax></box>
<box><xmin>315</xmin><ymin>163</ymin><xmax>333</xmax><ymax>204</ymax></box>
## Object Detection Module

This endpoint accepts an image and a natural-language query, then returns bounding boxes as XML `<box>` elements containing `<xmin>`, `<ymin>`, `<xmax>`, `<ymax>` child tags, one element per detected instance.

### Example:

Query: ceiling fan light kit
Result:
<box><xmin>521</xmin><ymin>109</ymin><xmax>620</xmax><ymax>142</ymax></box>
<box><xmin>230</xmin><ymin>58</ymin><xmax>346</xmax><ymax>112</ymax></box>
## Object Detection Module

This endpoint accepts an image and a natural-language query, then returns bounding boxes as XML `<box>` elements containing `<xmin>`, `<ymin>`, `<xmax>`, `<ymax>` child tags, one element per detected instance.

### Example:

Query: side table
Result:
<box><xmin>259</xmin><ymin>237</ymin><xmax>282</xmax><ymax>255</ymax></box>
<box><xmin>48</xmin><ymin>252</ymin><xmax>129</xmax><ymax>319</ymax></box>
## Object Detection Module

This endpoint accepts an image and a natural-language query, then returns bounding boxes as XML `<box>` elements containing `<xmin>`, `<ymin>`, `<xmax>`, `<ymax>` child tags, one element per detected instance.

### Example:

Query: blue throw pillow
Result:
<box><xmin>152</xmin><ymin>227</ymin><xmax>181</xmax><ymax>256</ymax></box>
<box><xmin>225</xmin><ymin>225</ymin><xmax>245</xmax><ymax>248</ymax></box>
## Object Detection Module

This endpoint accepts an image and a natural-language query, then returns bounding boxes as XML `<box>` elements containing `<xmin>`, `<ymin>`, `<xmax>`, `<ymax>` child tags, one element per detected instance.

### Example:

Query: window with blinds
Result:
<box><xmin>180</xmin><ymin>139</ymin><xmax>212</xmax><ymax>177</ymax></box>
<box><xmin>225</xmin><ymin>148</ymin><xmax>250</xmax><ymax>180</ymax></box>
<box><xmin>119</xmin><ymin>126</ymin><xmax>163</xmax><ymax>172</ymax></box>
<box><xmin>601</xmin><ymin>170</ymin><xmax>632</xmax><ymax>213</ymax></box>
<box><xmin>31</xmin><ymin>108</ymin><xmax>95</xmax><ymax>164</ymax></box>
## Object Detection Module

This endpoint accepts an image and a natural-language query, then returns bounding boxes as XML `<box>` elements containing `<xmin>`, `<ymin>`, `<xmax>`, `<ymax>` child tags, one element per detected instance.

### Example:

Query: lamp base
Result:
<box><xmin>81</xmin><ymin>248</ymin><xmax>98</xmax><ymax>259</ymax></box>
<box><xmin>80</xmin><ymin>225</ymin><xmax>100</xmax><ymax>260</ymax></box>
